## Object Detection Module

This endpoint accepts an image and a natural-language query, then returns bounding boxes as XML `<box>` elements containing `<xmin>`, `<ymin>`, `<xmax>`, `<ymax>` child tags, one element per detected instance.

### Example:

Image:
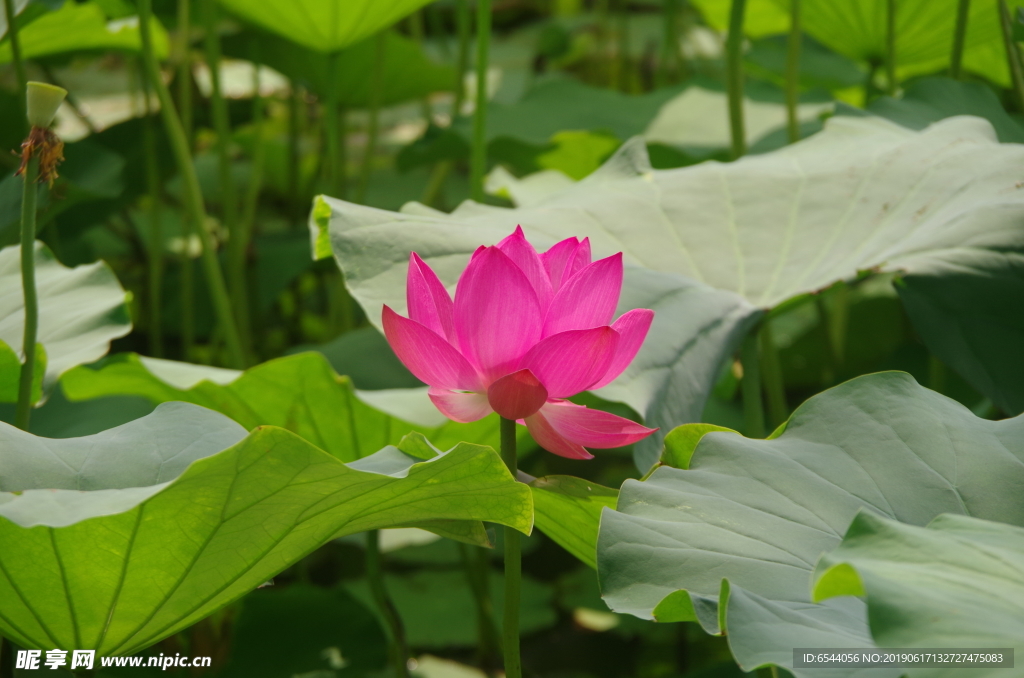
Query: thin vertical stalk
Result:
<box><xmin>617</xmin><ymin>1</ymin><xmax>632</xmax><ymax>92</ymax></box>
<box><xmin>725</xmin><ymin>0</ymin><xmax>748</xmax><ymax>159</ymax></box>
<box><xmin>409</xmin><ymin>11</ymin><xmax>433</xmax><ymax>124</ymax></box>
<box><xmin>137</xmin><ymin>0</ymin><xmax>246</xmax><ymax>369</ymax></box>
<box><xmin>3</xmin><ymin>0</ymin><xmax>28</xmax><ymax>128</ymax></box>
<box><xmin>741</xmin><ymin>329</ymin><xmax>764</xmax><ymax>438</ymax></box>
<box><xmin>454</xmin><ymin>0</ymin><xmax>471</xmax><ymax>117</ymax></box>
<box><xmin>759</xmin><ymin>319</ymin><xmax>787</xmax><ymax>429</ymax></box>
<box><xmin>499</xmin><ymin>416</ymin><xmax>522</xmax><ymax>678</ymax></box>
<box><xmin>458</xmin><ymin>544</ymin><xmax>501</xmax><ymax>672</ymax></box>
<box><xmin>597</xmin><ymin>0</ymin><xmax>612</xmax><ymax>86</ymax></box>
<box><xmin>202</xmin><ymin>0</ymin><xmax>251</xmax><ymax>358</ymax></box>
<box><xmin>14</xmin><ymin>155</ymin><xmax>39</xmax><ymax>431</ymax></box>
<box><xmin>658</xmin><ymin>0</ymin><xmax>679</xmax><ymax>86</ymax></box>
<box><xmin>288</xmin><ymin>79</ymin><xmax>303</xmax><ymax>221</ymax></box>
<box><xmin>999</xmin><ymin>0</ymin><xmax>1024</xmax><ymax>111</ymax></box>
<box><xmin>235</xmin><ymin>51</ymin><xmax>266</xmax><ymax>358</ymax></box>
<box><xmin>142</xmin><ymin>61</ymin><xmax>164</xmax><ymax>358</ymax></box>
<box><xmin>366</xmin><ymin>530</ymin><xmax>411</xmax><ymax>678</ymax></box>
<box><xmin>356</xmin><ymin>32</ymin><xmax>386</xmax><ymax>205</ymax></box>
<box><xmin>885</xmin><ymin>0</ymin><xmax>897</xmax><ymax>95</ymax></box>
<box><xmin>784</xmin><ymin>0</ymin><xmax>802</xmax><ymax>144</ymax></box>
<box><xmin>950</xmin><ymin>0</ymin><xmax>971</xmax><ymax>78</ymax></box>
<box><xmin>470</xmin><ymin>0</ymin><xmax>491</xmax><ymax>201</ymax></box>
<box><xmin>324</xmin><ymin>52</ymin><xmax>345</xmax><ymax>199</ymax></box>
<box><xmin>176</xmin><ymin>0</ymin><xmax>195</xmax><ymax>360</ymax></box>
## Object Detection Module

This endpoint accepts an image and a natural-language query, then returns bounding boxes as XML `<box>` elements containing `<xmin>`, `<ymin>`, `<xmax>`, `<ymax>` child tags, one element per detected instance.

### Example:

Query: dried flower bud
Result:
<box><xmin>26</xmin><ymin>81</ymin><xmax>67</xmax><ymax>129</ymax></box>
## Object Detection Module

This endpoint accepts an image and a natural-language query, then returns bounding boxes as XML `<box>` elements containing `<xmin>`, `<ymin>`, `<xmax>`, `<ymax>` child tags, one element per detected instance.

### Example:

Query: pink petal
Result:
<box><xmin>525</xmin><ymin>409</ymin><xmax>593</xmax><ymax>460</ymax></box>
<box><xmin>566</xmin><ymin>238</ymin><xmax>592</xmax><ymax>279</ymax></box>
<box><xmin>539</xmin><ymin>237</ymin><xmax>579</xmax><ymax>292</ymax></box>
<box><xmin>486</xmin><ymin>369</ymin><xmax>548</xmax><ymax>420</ymax></box>
<box><xmin>519</xmin><ymin>327</ymin><xmax>620</xmax><ymax>398</ymax></box>
<box><xmin>407</xmin><ymin>253</ymin><xmax>455</xmax><ymax>342</ymax></box>
<box><xmin>428</xmin><ymin>387</ymin><xmax>492</xmax><ymax>423</ymax></box>
<box><xmin>497</xmin><ymin>226</ymin><xmax>553</xmax><ymax>309</ymax></box>
<box><xmin>454</xmin><ymin>247</ymin><xmax>543</xmax><ymax>383</ymax></box>
<box><xmin>382</xmin><ymin>305</ymin><xmax>482</xmax><ymax>391</ymax></box>
<box><xmin>544</xmin><ymin>252</ymin><xmax>623</xmax><ymax>336</ymax></box>
<box><xmin>540</xmin><ymin>400</ymin><xmax>657</xmax><ymax>448</ymax></box>
<box><xmin>590</xmin><ymin>308</ymin><xmax>655</xmax><ymax>389</ymax></box>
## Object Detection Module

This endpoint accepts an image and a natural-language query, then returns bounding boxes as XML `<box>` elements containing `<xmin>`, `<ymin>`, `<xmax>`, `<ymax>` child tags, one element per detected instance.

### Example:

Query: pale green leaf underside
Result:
<box><xmin>0</xmin><ymin>403</ymin><xmax>532</xmax><ymax>656</ymax></box>
<box><xmin>62</xmin><ymin>351</ymin><xmax>527</xmax><ymax>463</ymax></box>
<box><xmin>0</xmin><ymin>2</ymin><xmax>170</xmax><ymax>64</ymax></box>
<box><xmin>313</xmin><ymin>115</ymin><xmax>1024</xmax><ymax>468</ymax></box>
<box><xmin>596</xmin><ymin>372</ymin><xmax>1024</xmax><ymax>677</ymax></box>
<box><xmin>217</xmin><ymin>0</ymin><xmax>433</xmax><ymax>54</ymax></box>
<box><xmin>0</xmin><ymin>242</ymin><xmax>131</xmax><ymax>404</ymax></box>
<box><xmin>690</xmin><ymin>0</ymin><xmax>1020</xmax><ymax>87</ymax></box>
<box><xmin>529</xmin><ymin>475</ymin><xmax>618</xmax><ymax>570</ymax></box>
<box><xmin>813</xmin><ymin>512</ymin><xmax>1024</xmax><ymax>665</ymax></box>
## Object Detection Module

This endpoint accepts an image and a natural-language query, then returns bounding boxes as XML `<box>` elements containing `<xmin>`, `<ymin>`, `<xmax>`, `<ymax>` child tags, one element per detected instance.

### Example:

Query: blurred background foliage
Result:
<box><xmin>1</xmin><ymin>0</ymin><xmax>1021</xmax><ymax>675</ymax></box>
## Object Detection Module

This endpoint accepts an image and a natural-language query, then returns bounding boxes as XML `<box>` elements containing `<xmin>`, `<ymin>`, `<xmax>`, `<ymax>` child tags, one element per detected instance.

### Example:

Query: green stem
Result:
<box><xmin>949</xmin><ymin>0</ymin><xmax>970</xmax><ymax>79</ymax></box>
<box><xmin>14</xmin><ymin>155</ymin><xmax>39</xmax><ymax>431</ymax></box>
<box><xmin>470</xmin><ymin>0</ymin><xmax>491</xmax><ymax>202</ymax></box>
<box><xmin>725</xmin><ymin>0</ymin><xmax>748</xmax><ymax>159</ymax></box>
<box><xmin>657</xmin><ymin>0</ymin><xmax>679</xmax><ymax>86</ymax></box>
<box><xmin>500</xmin><ymin>417</ymin><xmax>522</xmax><ymax>678</ymax></box>
<box><xmin>356</xmin><ymin>32</ymin><xmax>386</xmax><ymax>205</ymax></box>
<box><xmin>885</xmin><ymin>0</ymin><xmax>897</xmax><ymax>95</ymax></box>
<box><xmin>234</xmin><ymin>48</ymin><xmax>265</xmax><ymax>355</ymax></box>
<box><xmin>454</xmin><ymin>0</ymin><xmax>471</xmax><ymax>117</ymax></box>
<box><xmin>784</xmin><ymin>0</ymin><xmax>801</xmax><ymax>144</ymax></box>
<box><xmin>3</xmin><ymin>0</ymin><xmax>28</xmax><ymax>131</ymax></box>
<box><xmin>408</xmin><ymin>11</ymin><xmax>433</xmax><ymax>124</ymax></box>
<box><xmin>741</xmin><ymin>330</ymin><xmax>764</xmax><ymax>438</ymax></box>
<box><xmin>759</xmin><ymin>319</ymin><xmax>787</xmax><ymax>429</ymax></box>
<box><xmin>202</xmin><ymin>0</ymin><xmax>251</xmax><ymax>357</ymax></box>
<box><xmin>324</xmin><ymin>52</ymin><xmax>345</xmax><ymax>199</ymax></box>
<box><xmin>365</xmin><ymin>530</ymin><xmax>411</xmax><ymax>678</ymax></box>
<box><xmin>142</xmin><ymin>61</ymin><xmax>164</xmax><ymax>358</ymax></box>
<box><xmin>288</xmin><ymin>78</ymin><xmax>303</xmax><ymax>220</ymax></box>
<box><xmin>176</xmin><ymin>0</ymin><xmax>195</xmax><ymax>360</ymax></box>
<box><xmin>814</xmin><ymin>295</ymin><xmax>838</xmax><ymax>387</ymax></box>
<box><xmin>137</xmin><ymin>0</ymin><xmax>246</xmax><ymax>369</ymax></box>
<box><xmin>458</xmin><ymin>542</ymin><xmax>502</xmax><ymax>671</ymax></box>
<box><xmin>617</xmin><ymin>1</ymin><xmax>632</xmax><ymax>92</ymax></box>
<box><xmin>999</xmin><ymin>0</ymin><xmax>1024</xmax><ymax>112</ymax></box>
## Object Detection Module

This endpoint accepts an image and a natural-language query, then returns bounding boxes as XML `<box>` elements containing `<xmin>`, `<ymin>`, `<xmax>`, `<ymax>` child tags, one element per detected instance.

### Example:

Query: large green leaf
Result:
<box><xmin>813</xmin><ymin>512</ymin><xmax>1024</xmax><ymax>664</ymax></box>
<box><xmin>596</xmin><ymin>372</ymin><xmax>1024</xmax><ymax>676</ymax></box>
<box><xmin>0</xmin><ymin>1</ymin><xmax>170</xmax><ymax>63</ymax></box>
<box><xmin>216</xmin><ymin>0</ymin><xmax>433</xmax><ymax>54</ymax></box>
<box><xmin>312</xmin><ymin>115</ymin><xmax>1024</xmax><ymax>468</ymax></box>
<box><xmin>690</xmin><ymin>0</ymin><xmax>1021</xmax><ymax>86</ymax></box>
<box><xmin>221</xmin><ymin>28</ymin><xmax>454</xmax><ymax>107</ymax></box>
<box><xmin>0</xmin><ymin>242</ymin><xmax>131</xmax><ymax>404</ymax></box>
<box><xmin>529</xmin><ymin>475</ymin><xmax>617</xmax><ymax>570</ymax></box>
<box><xmin>61</xmin><ymin>351</ymin><xmax>528</xmax><ymax>462</ymax></box>
<box><xmin>0</xmin><ymin>402</ymin><xmax>532</xmax><ymax>655</ymax></box>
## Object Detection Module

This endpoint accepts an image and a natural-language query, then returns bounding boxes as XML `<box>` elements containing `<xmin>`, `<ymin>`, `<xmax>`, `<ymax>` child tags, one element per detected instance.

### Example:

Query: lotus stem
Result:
<box><xmin>356</xmin><ymin>32</ymin><xmax>386</xmax><ymax>205</ymax></box>
<box><xmin>500</xmin><ymin>416</ymin><xmax>522</xmax><ymax>678</ymax></box>
<box><xmin>950</xmin><ymin>0</ymin><xmax>971</xmax><ymax>78</ymax></box>
<box><xmin>885</xmin><ymin>0</ymin><xmax>897</xmax><ymax>95</ymax></box>
<box><xmin>725</xmin><ymin>0</ymin><xmax>748</xmax><ymax>159</ymax></box>
<box><xmin>235</xmin><ymin>47</ymin><xmax>266</xmax><ymax>356</ymax></box>
<box><xmin>785</xmin><ymin>0</ymin><xmax>802</xmax><ymax>143</ymax></box>
<box><xmin>288</xmin><ymin>78</ymin><xmax>303</xmax><ymax>220</ymax></box>
<box><xmin>657</xmin><ymin>0</ymin><xmax>680</xmax><ymax>86</ymax></box>
<box><xmin>470</xmin><ymin>0</ymin><xmax>491</xmax><ymax>201</ymax></box>
<box><xmin>454</xmin><ymin>0</ymin><xmax>471</xmax><ymax>117</ymax></box>
<box><xmin>759</xmin><ymin>319</ymin><xmax>788</xmax><ymax>428</ymax></box>
<box><xmin>458</xmin><ymin>542</ymin><xmax>502</xmax><ymax>671</ymax></box>
<box><xmin>365</xmin><ymin>530</ymin><xmax>411</xmax><ymax>678</ymax></box>
<box><xmin>202</xmin><ymin>0</ymin><xmax>252</xmax><ymax>357</ymax></box>
<box><xmin>141</xmin><ymin>62</ymin><xmax>164</xmax><ymax>358</ymax></box>
<box><xmin>741</xmin><ymin>330</ymin><xmax>765</xmax><ymax>438</ymax></box>
<box><xmin>137</xmin><ymin>0</ymin><xmax>246</xmax><ymax>369</ymax></box>
<box><xmin>3</xmin><ymin>0</ymin><xmax>28</xmax><ymax>127</ymax></box>
<box><xmin>175</xmin><ymin>0</ymin><xmax>196</xmax><ymax>360</ymax></box>
<box><xmin>14</xmin><ymin>154</ymin><xmax>39</xmax><ymax>431</ymax></box>
<box><xmin>999</xmin><ymin>0</ymin><xmax>1024</xmax><ymax>112</ymax></box>
<box><xmin>324</xmin><ymin>51</ymin><xmax>346</xmax><ymax>199</ymax></box>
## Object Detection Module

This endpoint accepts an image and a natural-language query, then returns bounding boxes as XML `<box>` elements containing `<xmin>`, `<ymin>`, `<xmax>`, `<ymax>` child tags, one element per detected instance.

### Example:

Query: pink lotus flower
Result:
<box><xmin>382</xmin><ymin>227</ymin><xmax>657</xmax><ymax>459</ymax></box>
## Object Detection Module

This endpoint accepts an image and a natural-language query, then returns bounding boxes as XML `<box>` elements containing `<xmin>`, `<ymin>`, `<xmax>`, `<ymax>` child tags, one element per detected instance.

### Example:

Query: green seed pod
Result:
<box><xmin>26</xmin><ymin>81</ymin><xmax>68</xmax><ymax>128</ymax></box>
